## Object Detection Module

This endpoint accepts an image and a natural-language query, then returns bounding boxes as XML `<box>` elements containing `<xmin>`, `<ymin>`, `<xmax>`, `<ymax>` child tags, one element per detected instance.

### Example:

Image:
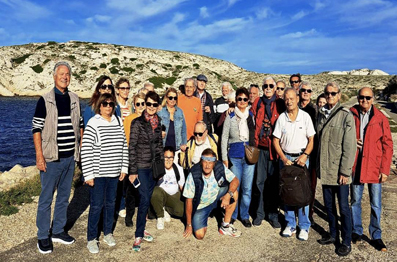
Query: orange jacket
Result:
<box><xmin>178</xmin><ymin>95</ymin><xmax>203</xmax><ymax>139</ymax></box>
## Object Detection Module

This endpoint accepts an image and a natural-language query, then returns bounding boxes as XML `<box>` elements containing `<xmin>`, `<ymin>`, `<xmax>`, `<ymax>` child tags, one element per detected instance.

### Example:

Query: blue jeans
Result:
<box><xmin>230</xmin><ymin>157</ymin><xmax>255</xmax><ymax>220</ymax></box>
<box><xmin>280</xmin><ymin>154</ymin><xmax>310</xmax><ymax>231</ymax></box>
<box><xmin>135</xmin><ymin>168</ymin><xmax>156</xmax><ymax>238</ymax></box>
<box><xmin>323</xmin><ymin>185</ymin><xmax>352</xmax><ymax>246</ymax></box>
<box><xmin>87</xmin><ymin>177</ymin><xmax>119</xmax><ymax>241</ymax></box>
<box><xmin>36</xmin><ymin>156</ymin><xmax>75</xmax><ymax>239</ymax></box>
<box><xmin>351</xmin><ymin>183</ymin><xmax>382</xmax><ymax>239</ymax></box>
<box><xmin>256</xmin><ymin>149</ymin><xmax>277</xmax><ymax>221</ymax></box>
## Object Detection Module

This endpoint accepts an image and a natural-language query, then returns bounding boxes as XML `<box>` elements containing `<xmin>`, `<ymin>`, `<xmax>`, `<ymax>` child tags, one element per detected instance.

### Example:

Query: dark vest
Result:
<box><xmin>191</xmin><ymin>161</ymin><xmax>229</xmax><ymax>215</ymax></box>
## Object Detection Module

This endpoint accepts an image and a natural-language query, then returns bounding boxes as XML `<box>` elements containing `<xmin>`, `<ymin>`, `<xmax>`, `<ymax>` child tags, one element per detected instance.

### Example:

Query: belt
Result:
<box><xmin>284</xmin><ymin>151</ymin><xmax>302</xmax><ymax>157</ymax></box>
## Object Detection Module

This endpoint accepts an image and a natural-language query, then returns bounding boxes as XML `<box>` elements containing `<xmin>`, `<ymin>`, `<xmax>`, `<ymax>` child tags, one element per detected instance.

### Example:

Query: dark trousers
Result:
<box><xmin>124</xmin><ymin>177</ymin><xmax>139</xmax><ymax>221</ymax></box>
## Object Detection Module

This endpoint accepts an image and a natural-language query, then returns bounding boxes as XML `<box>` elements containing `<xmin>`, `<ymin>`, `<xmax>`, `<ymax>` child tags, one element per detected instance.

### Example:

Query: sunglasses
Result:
<box><xmin>101</xmin><ymin>101</ymin><xmax>115</xmax><ymax>107</ymax></box>
<box><xmin>168</xmin><ymin>96</ymin><xmax>177</xmax><ymax>100</ymax></box>
<box><xmin>290</xmin><ymin>80</ymin><xmax>300</xmax><ymax>84</ymax></box>
<box><xmin>325</xmin><ymin>91</ymin><xmax>339</xmax><ymax>97</ymax></box>
<box><xmin>237</xmin><ymin>97</ymin><xmax>249</xmax><ymax>102</ymax></box>
<box><xmin>100</xmin><ymin>85</ymin><xmax>114</xmax><ymax>90</ymax></box>
<box><xmin>135</xmin><ymin>102</ymin><xmax>145</xmax><ymax>107</ymax></box>
<box><xmin>276</xmin><ymin>87</ymin><xmax>285</xmax><ymax>91</ymax></box>
<box><xmin>146</xmin><ymin>102</ymin><xmax>159</xmax><ymax>108</ymax></box>
<box><xmin>194</xmin><ymin>132</ymin><xmax>205</xmax><ymax>137</ymax></box>
<box><xmin>262</xmin><ymin>84</ymin><xmax>274</xmax><ymax>89</ymax></box>
<box><xmin>118</xmin><ymin>87</ymin><xmax>130</xmax><ymax>91</ymax></box>
<box><xmin>300</xmin><ymin>88</ymin><xmax>312</xmax><ymax>93</ymax></box>
<box><xmin>358</xmin><ymin>95</ymin><xmax>372</xmax><ymax>101</ymax></box>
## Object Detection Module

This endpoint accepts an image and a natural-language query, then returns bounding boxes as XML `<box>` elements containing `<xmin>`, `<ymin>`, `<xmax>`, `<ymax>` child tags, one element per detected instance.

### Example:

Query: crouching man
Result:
<box><xmin>182</xmin><ymin>148</ymin><xmax>240</xmax><ymax>239</ymax></box>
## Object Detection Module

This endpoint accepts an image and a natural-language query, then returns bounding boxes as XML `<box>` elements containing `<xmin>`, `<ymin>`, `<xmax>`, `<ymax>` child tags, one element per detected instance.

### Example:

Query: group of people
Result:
<box><xmin>33</xmin><ymin>62</ymin><xmax>393</xmax><ymax>257</ymax></box>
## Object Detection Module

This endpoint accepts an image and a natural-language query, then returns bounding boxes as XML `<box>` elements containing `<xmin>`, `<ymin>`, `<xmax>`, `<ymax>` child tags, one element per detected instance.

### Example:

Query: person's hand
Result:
<box><xmin>162</xmin><ymin>131</ymin><xmax>166</xmax><ymax>139</ymax></box>
<box><xmin>223</xmin><ymin>161</ymin><xmax>229</xmax><ymax>168</ymax></box>
<box><xmin>295</xmin><ymin>154</ymin><xmax>307</xmax><ymax>167</ymax></box>
<box><xmin>119</xmin><ymin>173</ymin><xmax>126</xmax><ymax>181</ymax></box>
<box><xmin>379</xmin><ymin>173</ymin><xmax>388</xmax><ymax>183</ymax></box>
<box><xmin>220</xmin><ymin>194</ymin><xmax>231</xmax><ymax>209</ymax></box>
<box><xmin>183</xmin><ymin>225</ymin><xmax>193</xmax><ymax>238</ymax></box>
<box><xmin>85</xmin><ymin>179</ymin><xmax>94</xmax><ymax>187</ymax></box>
<box><xmin>227</xmin><ymin>107</ymin><xmax>234</xmax><ymax>115</ymax></box>
<box><xmin>180</xmin><ymin>144</ymin><xmax>187</xmax><ymax>152</ymax></box>
<box><xmin>282</xmin><ymin>157</ymin><xmax>293</xmax><ymax>166</ymax></box>
<box><xmin>36</xmin><ymin>154</ymin><xmax>47</xmax><ymax>172</ymax></box>
<box><xmin>338</xmin><ymin>174</ymin><xmax>349</xmax><ymax>185</ymax></box>
<box><xmin>204</xmin><ymin>106</ymin><xmax>211</xmax><ymax>113</ymax></box>
<box><xmin>129</xmin><ymin>174</ymin><xmax>138</xmax><ymax>184</ymax></box>
<box><xmin>357</xmin><ymin>139</ymin><xmax>363</xmax><ymax>150</ymax></box>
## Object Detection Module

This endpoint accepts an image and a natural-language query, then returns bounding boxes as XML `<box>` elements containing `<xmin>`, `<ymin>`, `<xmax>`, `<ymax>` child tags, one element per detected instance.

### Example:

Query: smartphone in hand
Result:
<box><xmin>133</xmin><ymin>177</ymin><xmax>141</xmax><ymax>188</ymax></box>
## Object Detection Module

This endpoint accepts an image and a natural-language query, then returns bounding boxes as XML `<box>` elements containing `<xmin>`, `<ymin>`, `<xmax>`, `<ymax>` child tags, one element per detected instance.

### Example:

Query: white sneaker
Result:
<box><xmin>119</xmin><ymin>209</ymin><xmax>126</xmax><ymax>218</ymax></box>
<box><xmin>281</xmin><ymin>227</ymin><xmax>296</xmax><ymax>237</ymax></box>
<box><xmin>163</xmin><ymin>208</ymin><xmax>171</xmax><ymax>222</ymax></box>
<box><xmin>87</xmin><ymin>239</ymin><xmax>99</xmax><ymax>254</ymax></box>
<box><xmin>298</xmin><ymin>230</ymin><xmax>309</xmax><ymax>241</ymax></box>
<box><xmin>104</xmin><ymin>234</ymin><xmax>116</xmax><ymax>246</ymax></box>
<box><xmin>157</xmin><ymin>217</ymin><xmax>165</xmax><ymax>230</ymax></box>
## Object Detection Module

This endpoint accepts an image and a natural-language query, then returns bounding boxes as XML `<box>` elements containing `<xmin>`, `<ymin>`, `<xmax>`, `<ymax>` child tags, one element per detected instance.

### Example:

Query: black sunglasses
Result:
<box><xmin>168</xmin><ymin>96</ymin><xmax>177</xmax><ymax>100</ymax></box>
<box><xmin>290</xmin><ymin>80</ymin><xmax>300</xmax><ymax>84</ymax></box>
<box><xmin>262</xmin><ymin>84</ymin><xmax>274</xmax><ymax>89</ymax></box>
<box><xmin>118</xmin><ymin>87</ymin><xmax>130</xmax><ymax>91</ymax></box>
<box><xmin>300</xmin><ymin>88</ymin><xmax>312</xmax><ymax>93</ymax></box>
<box><xmin>101</xmin><ymin>101</ymin><xmax>115</xmax><ymax>107</ymax></box>
<box><xmin>100</xmin><ymin>85</ymin><xmax>114</xmax><ymax>90</ymax></box>
<box><xmin>237</xmin><ymin>97</ymin><xmax>249</xmax><ymax>102</ymax></box>
<box><xmin>276</xmin><ymin>87</ymin><xmax>285</xmax><ymax>91</ymax></box>
<box><xmin>325</xmin><ymin>91</ymin><xmax>339</xmax><ymax>97</ymax></box>
<box><xmin>135</xmin><ymin>102</ymin><xmax>145</xmax><ymax>107</ymax></box>
<box><xmin>358</xmin><ymin>95</ymin><xmax>372</xmax><ymax>101</ymax></box>
<box><xmin>194</xmin><ymin>132</ymin><xmax>205</xmax><ymax>137</ymax></box>
<box><xmin>146</xmin><ymin>102</ymin><xmax>159</xmax><ymax>108</ymax></box>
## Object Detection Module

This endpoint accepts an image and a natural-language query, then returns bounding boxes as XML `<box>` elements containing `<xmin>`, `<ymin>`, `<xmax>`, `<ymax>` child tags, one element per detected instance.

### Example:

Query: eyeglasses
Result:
<box><xmin>262</xmin><ymin>84</ymin><xmax>274</xmax><ymax>89</ymax></box>
<box><xmin>101</xmin><ymin>101</ymin><xmax>115</xmax><ymax>107</ymax></box>
<box><xmin>300</xmin><ymin>88</ymin><xmax>312</xmax><ymax>93</ymax></box>
<box><xmin>237</xmin><ymin>97</ymin><xmax>249</xmax><ymax>102</ymax></box>
<box><xmin>146</xmin><ymin>102</ymin><xmax>159</xmax><ymax>108</ymax></box>
<box><xmin>118</xmin><ymin>87</ymin><xmax>130</xmax><ymax>91</ymax></box>
<box><xmin>276</xmin><ymin>87</ymin><xmax>285</xmax><ymax>91</ymax></box>
<box><xmin>100</xmin><ymin>85</ymin><xmax>114</xmax><ymax>90</ymax></box>
<box><xmin>325</xmin><ymin>91</ymin><xmax>339</xmax><ymax>97</ymax></box>
<box><xmin>135</xmin><ymin>102</ymin><xmax>145</xmax><ymax>107</ymax></box>
<box><xmin>168</xmin><ymin>96</ymin><xmax>177</xmax><ymax>100</ymax></box>
<box><xmin>194</xmin><ymin>132</ymin><xmax>205</xmax><ymax>137</ymax></box>
<box><xmin>290</xmin><ymin>80</ymin><xmax>300</xmax><ymax>84</ymax></box>
<box><xmin>164</xmin><ymin>156</ymin><xmax>174</xmax><ymax>160</ymax></box>
<box><xmin>358</xmin><ymin>95</ymin><xmax>372</xmax><ymax>101</ymax></box>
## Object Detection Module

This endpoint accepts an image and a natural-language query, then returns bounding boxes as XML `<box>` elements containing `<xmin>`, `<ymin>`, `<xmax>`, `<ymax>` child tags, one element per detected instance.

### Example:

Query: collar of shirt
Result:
<box><xmin>360</xmin><ymin>105</ymin><xmax>372</xmax><ymax>116</ymax></box>
<box><xmin>285</xmin><ymin>108</ymin><xmax>302</xmax><ymax>122</ymax></box>
<box><xmin>54</xmin><ymin>87</ymin><xmax>69</xmax><ymax>95</ymax></box>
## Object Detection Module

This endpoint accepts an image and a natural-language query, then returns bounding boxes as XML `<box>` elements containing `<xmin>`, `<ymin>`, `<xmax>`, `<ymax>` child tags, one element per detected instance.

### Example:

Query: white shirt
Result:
<box><xmin>192</xmin><ymin>137</ymin><xmax>212</xmax><ymax>164</ymax></box>
<box><xmin>273</xmin><ymin>109</ymin><xmax>316</xmax><ymax>154</ymax></box>
<box><xmin>157</xmin><ymin>164</ymin><xmax>185</xmax><ymax>195</ymax></box>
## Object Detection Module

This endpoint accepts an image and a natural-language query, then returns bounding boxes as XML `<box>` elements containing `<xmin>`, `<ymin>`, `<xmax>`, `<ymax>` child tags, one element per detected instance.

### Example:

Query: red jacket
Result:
<box><xmin>250</xmin><ymin>96</ymin><xmax>285</xmax><ymax>160</ymax></box>
<box><xmin>350</xmin><ymin>105</ymin><xmax>393</xmax><ymax>183</ymax></box>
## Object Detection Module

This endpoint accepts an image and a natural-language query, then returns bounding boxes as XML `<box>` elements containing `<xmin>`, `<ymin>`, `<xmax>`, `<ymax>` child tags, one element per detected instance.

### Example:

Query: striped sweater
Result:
<box><xmin>81</xmin><ymin>114</ymin><xmax>129</xmax><ymax>181</ymax></box>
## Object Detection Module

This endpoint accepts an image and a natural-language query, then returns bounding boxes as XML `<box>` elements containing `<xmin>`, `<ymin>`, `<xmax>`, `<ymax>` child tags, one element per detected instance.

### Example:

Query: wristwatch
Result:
<box><xmin>228</xmin><ymin>191</ymin><xmax>234</xmax><ymax>198</ymax></box>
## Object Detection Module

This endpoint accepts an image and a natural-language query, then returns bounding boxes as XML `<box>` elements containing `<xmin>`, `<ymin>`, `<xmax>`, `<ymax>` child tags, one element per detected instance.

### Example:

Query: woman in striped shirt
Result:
<box><xmin>81</xmin><ymin>93</ymin><xmax>128</xmax><ymax>254</ymax></box>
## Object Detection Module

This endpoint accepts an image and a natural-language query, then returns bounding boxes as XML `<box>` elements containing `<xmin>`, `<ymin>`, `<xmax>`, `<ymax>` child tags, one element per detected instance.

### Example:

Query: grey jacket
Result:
<box><xmin>316</xmin><ymin>102</ymin><xmax>356</xmax><ymax>186</ymax></box>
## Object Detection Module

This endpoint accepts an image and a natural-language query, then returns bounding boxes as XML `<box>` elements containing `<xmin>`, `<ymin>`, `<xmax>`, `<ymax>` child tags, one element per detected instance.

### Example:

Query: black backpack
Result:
<box><xmin>279</xmin><ymin>164</ymin><xmax>312</xmax><ymax>208</ymax></box>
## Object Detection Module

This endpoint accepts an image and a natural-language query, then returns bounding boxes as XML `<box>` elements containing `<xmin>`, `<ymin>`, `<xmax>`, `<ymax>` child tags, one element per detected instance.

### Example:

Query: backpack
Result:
<box><xmin>279</xmin><ymin>164</ymin><xmax>312</xmax><ymax>208</ymax></box>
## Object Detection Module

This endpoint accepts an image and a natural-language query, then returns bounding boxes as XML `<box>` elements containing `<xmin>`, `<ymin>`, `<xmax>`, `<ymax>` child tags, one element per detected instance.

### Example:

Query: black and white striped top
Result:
<box><xmin>81</xmin><ymin>114</ymin><xmax>129</xmax><ymax>181</ymax></box>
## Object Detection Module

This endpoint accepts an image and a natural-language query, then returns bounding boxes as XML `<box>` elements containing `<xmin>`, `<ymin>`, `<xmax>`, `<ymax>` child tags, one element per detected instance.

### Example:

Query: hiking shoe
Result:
<box><xmin>318</xmin><ymin>235</ymin><xmax>336</xmax><ymax>245</ymax></box>
<box><xmin>269</xmin><ymin>219</ymin><xmax>281</xmax><ymax>229</ymax></box>
<box><xmin>87</xmin><ymin>239</ymin><xmax>99</xmax><ymax>254</ymax></box>
<box><xmin>281</xmin><ymin>227</ymin><xmax>296</xmax><ymax>237</ymax></box>
<box><xmin>157</xmin><ymin>217</ymin><xmax>165</xmax><ymax>230</ymax></box>
<box><xmin>125</xmin><ymin>218</ymin><xmax>133</xmax><ymax>227</ymax></box>
<box><xmin>164</xmin><ymin>208</ymin><xmax>171</xmax><ymax>222</ymax></box>
<box><xmin>52</xmin><ymin>232</ymin><xmax>75</xmax><ymax>244</ymax></box>
<box><xmin>132</xmin><ymin>237</ymin><xmax>142</xmax><ymax>252</ymax></box>
<box><xmin>119</xmin><ymin>209</ymin><xmax>126</xmax><ymax>218</ymax></box>
<box><xmin>252</xmin><ymin>217</ymin><xmax>262</xmax><ymax>227</ymax></box>
<box><xmin>372</xmin><ymin>239</ymin><xmax>387</xmax><ymax>252</ymax></box>
<box><xmin>37</xmin><ymin>238</ymin><xmax>53</xmax><ymax>254</ymax></box>
<box><xmin>143</xmin><ymin>230</ymin><xmax>154</xmax><ymax>242</ymax></box>
<box><xmin>352</xmin><ymin>233</ymin><xmax>362</xmax><ymax>244</ymax></box>
<box><xmin>219</xmin><ymin>224</ymin><xmax>242</xmax><ymax>237</ymax></box>
<box><xmin>298</xmin><ymin>230</ymin><xmax>309</xmax><ymax>241</ymax></box>
<box><xmin>242</xmin><ymin>219</ymin><xmax>252</xmax><ymax>228</ymax></box>
<box><xmin>336</xmin><ymin>244</ymin><xmax>351</xmax><ymax>256</ymax></box>
<box><xmin>104</xmin><ymin>234</ymin><xmax>116</xmax><ymax>246</ymax></box>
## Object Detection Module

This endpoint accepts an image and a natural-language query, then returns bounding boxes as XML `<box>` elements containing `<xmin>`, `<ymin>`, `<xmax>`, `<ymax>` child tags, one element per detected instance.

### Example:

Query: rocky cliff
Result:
<box><xmin>0</xmin><ymin>41</ymin><xmax>394</xmax><ymax>98</ymax></box>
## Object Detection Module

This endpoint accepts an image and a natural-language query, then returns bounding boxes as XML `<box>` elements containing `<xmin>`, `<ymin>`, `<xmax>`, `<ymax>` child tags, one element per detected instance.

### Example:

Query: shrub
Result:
<box><xmin>36</xmin><ymin>45</ymin><xmax>46</xmax><ymax>50</ymax></box>
<box><xmin>111</xmin><ymin>58</ymin><xmax>119</xmax><ymax>65</ymax></box>
<box><xmin>150</xmin><ymin>69</ymin><xmax>158</xmax><ymax>74</ymax></box>
<box><xmin>148</xmin><ymin>76</ymin><xmax>177</xmax><ymax>89</ymax></box>
<box><xmin>43</xmin><ymin>59</ymin><xmax>51</xmax><ymax>65</ymax></box>
<box><xmin>12</xmin><ymin>54</ymin><xmax>31</xmax><ymax>64</ymax></box>
<box><xmin>102</xmin><ymin>53</ymin><xmax>107</xmax><ymax>57</ymax></box>
<box><xmin>68</xmin><ymin>55</ymin><xmax>76</xmax><ymax>61</ymax></box>
<box><xmin>90</xmin><ymin>66</ymin><xmax>98</xmax><ymax>71</ymax></box>
<box><xmin>193</xmin><ymin>63</ymin><xmax>200</xmax><ymax>69</ymax></box>
<box><xmin>121</xmin><ymin>67</ymin><xmax>135</xmax><ymax>73</ymax></box>
<box><xmin>80</xmin><ymin>70</ymin><xmax>87</xmax><ymax>75</ymax></box>
<box><xmin>109</xmin><ymin>66</ymin><xmax>119</xmax><ymax>74</ymax></box>
<box><xmin>47</xmin><ymin>41</ymin><xmax>57</xmax><ymax>45</ymax></box>
<box><xmin>130</xmin><ymin>58</ymin><xmax>137</xmax><ymax>62</ymax></box>
<box><xmin>136</xmin><ymin>64</ymin><xmax>144</xmax><ymax>69</ymax></box>
<box><xmin>164</xmin><ymin>63</ymin><xmax>172</xmax><ymax>68</ymax></box>
<box><xmin>174</xmin><ymin>55</ymin><xmax>180</xmax><ymax>59</ymax></box>
<box><xmin>31</xmin><ymin>64</ymin><xmax>43</xmax><ymax>73</ymax></box>
<box><xmin>100</xmin><ymin>63</ymin><xmax>107</xmax><ymax>69</ymax></box>
<box><xmin>176</xmin><ymin>65</ymin><xmax>182</xmax><ymax>70</ymax></box>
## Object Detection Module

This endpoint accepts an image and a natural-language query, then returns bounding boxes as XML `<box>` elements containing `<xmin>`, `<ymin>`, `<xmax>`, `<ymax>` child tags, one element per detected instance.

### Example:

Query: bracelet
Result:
<box><xmin>303</xmin><ymin>152</ymin><xmax>310</xmax><ymax>157</ymax></box>
<box><xmin>187</xmin><ymin>224</ymin><xmax>192</xmax><ymax>227</ymax></box>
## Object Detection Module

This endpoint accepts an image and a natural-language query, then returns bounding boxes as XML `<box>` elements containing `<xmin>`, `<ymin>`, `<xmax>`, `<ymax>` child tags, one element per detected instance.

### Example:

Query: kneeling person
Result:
<box><xmin>151</xmin><ymin>146</ymin><xmax>185</xmax><ymax>229</ymax></box>
<box><xmin>182</xmin><ymin>149</ymin><xmax>240</xmax><ymax>239</ymax></box>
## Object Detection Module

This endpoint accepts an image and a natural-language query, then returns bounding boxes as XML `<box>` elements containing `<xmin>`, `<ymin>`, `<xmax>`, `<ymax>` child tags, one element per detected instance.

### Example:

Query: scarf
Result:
<box><xmin>234</xmin><ymin>107</ymin><xmax>249</xmax><ymax>142</ymax></box>
<box><xmin>262</xmin><ymin>94</ymin><xmax>276</xmax><ymax>120</ymax></box>
<box><xmin>144</xmin><ymin>111</ymin><xmax>159</xmax><ymax>131</ymax></box>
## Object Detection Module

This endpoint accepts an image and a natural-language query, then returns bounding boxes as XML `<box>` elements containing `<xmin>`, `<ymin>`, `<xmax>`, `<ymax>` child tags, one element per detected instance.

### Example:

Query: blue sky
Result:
<box><xmin>0</xmin><ymin>0</ymin><xmax>396</xmax><ymax>75</ymax></box>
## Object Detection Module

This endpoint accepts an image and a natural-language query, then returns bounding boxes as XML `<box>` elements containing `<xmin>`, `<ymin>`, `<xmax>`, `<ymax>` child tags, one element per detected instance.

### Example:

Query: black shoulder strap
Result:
<box><xmin>115</xmin><ymin>116</ymin><xmax>121</xmax><ymax>127</ymax></box>
<box><xmin>172</xmin><ymin>163</ymin><xmax>180</xmax><ymax>183</ymax></box>
<box><xmin>319</xmin><ymin>106</ymin><xmax>344</xmax><ymax>138</ymax></box>
<box><xmin>208</xmin><ymin>133</ymin><xmax>217</xmax><ymax>143</ymax></box>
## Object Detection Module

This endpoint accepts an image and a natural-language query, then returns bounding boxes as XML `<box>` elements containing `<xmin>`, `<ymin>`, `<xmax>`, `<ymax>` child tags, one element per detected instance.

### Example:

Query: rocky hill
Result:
<box><xmin>323</xmin><ymin>68</ymin><xmax>389</xmax><ymax>76</ymax></box>
<box><xmin>0</xmin><ymin>41</ymin><xmax>394</xmax><ymax>98</ymax></box>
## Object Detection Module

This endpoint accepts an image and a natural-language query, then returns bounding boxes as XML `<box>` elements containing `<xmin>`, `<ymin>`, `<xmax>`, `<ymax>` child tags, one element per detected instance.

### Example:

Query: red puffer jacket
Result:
<box><xmin>350</xmin><ymin>105</ymin><xmax>393</xmax><ymax>183</ymax></box>
<box><xmin>250</xmin><ymin>95</ymin><xmax>285</xmax><ymax>160</ymax></box>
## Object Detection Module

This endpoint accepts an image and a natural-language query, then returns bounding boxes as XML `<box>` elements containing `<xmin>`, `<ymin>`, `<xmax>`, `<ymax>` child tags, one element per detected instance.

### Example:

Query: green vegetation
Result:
<box><xmin>109</xmin><ymin>66</ymin><xmax>119</xmax><ymax>74</ymax></box>
<box><xmin>176</xmin><ymin>65</ymin><xmax>182</xmax><ymax>70</ymax></box>
<box><xmin>31</xmin><ymin>64</ymin><xmax>43</xmax><ymax>73</ymax></box>
<box><xmin>150</xmin><ymin>69</ymin><xmax>158</xmax><ymax>74</ymax></box>
<box><xmin>36</xmin><ymin>45</ymin><xmax>46</xmax><ymax>50</ymax></box>
<box><xmin>12</xmin><ymin>54</ymin><xmax>31</xmax><ymax>65</ymax></box>
<box><xmin>148</xmin><ymin>76</ymin><xmax>177</xmax><ymax>89</ymax></box>
<box><xmin>72</xmin><ymin>73</ymin><xmax>81</xmax><ymax>79</ymax></box>
<box><xmin>174</xmin><ymin>55</ymin><xmax>180</xmax><ymax>59</ymax></box>
<box><xmin>111</xmin><ymin>58</ymin><xmax>120</xmax><ymax>65</ymax></box>
<box><xmin>183</xmin><ymin>66</ymin><xmax>189</xmax><ymax>69</ymax></box>
<box><xmin>47</xmin><ymin>41</ymin><xmax>57</xmax><ymax>45</ymax></box>
<box><xmin>193</xmin><ymin>63</ymin><xmax>200</xmax><ymax>69</ymax></box>
<box><xmin>121</xmin><ymin>67</ymin><xmax>135</xmax><ymax>73</ymax></box>
<box><xmin>383</xmin><ymin>75</ymin><xmax>397</xmax><ymax>97</ymax></box>
<box><xmin>0</xmin><ymin>174</ymin><xmax>41</xmax><ymax>216</ymax></box>
<box><xmin>212</xmin><ymin>71</ymin><xmax>222</xmax><ymax>80</ymax></box>
<box><xmin>100</xmin><ymin>63</ymin><xmax>107</xmax><ymax>69</ymax></box>
<box><xmin>102</xmin><ymin>53</ymin><xmax>107</xmax><ymax>57</ymax></box>
<box><xmin>164</xmin><ymin>63</ymin><xmax>172</xmax><ymax>68</ymax></box>
<box><xmin>136</xmin><ymin>64</ymin><xmax>144</xmax><ymax>69</ymax></box>
<box><xmin>80</xmin><ymin>70</ymin><xmax>87</xmax><ymax>75</ymax></box>
<box><xmin>43</xmin><ymin>59</ymin><xmax>51</xmax><ymax>65</ymax></box>
<box><xmin>90</xmin><ymin>66</ymin><xmax>98</xmax><ymax>71</ymax></box>
<box><xmin>130</xmin><ymin>58</ymin><xmax>137</xmax><ymax>62</ymax></box>
<box><xmin>86</xmin><ymin>45</ymin><xmax>99</xmax><ymax>50</ymax></box>
<box><xmin>68</xmin><ymin>55</ymin><xmax>76</xmax><ymax>61</ymax></box>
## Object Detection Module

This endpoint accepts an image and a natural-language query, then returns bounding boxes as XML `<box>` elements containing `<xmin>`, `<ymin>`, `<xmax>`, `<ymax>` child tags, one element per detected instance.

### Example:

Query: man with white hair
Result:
<box><xmin>214</xmin><ymin>82</ymin><xmax>233</xmax><ymax>136</ymax></box>
<box><xmin>144</xmin><ymin>82</ymin><xmax>155</xmax><ymax>93</ymax></box>
<box><xmin>250</xmin><ymin>76</ymin><xmax>285</xmax><ymax>228</ymax></box>
<box><xmin>32</xmin><ymin>61</ymin><xmax>83</xmax><ymax>254</ymax></box>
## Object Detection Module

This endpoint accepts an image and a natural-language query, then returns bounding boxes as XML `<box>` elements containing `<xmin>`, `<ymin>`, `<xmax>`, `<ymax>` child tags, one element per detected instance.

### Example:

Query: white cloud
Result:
<box><xmin>280</xmin><ymin>29</ymin><xmax>317</xmax><ymax>39</ymax></box>
<box><xmin>106</xmin><ymin>0</ymin><xmax>186</xmax><ymax>17</ymax></box>
<box><xmin>0</xmin><ymin>0</ymin><xmax>51</xmax><ymax>21</ymax></box>
<box><xmin>227</xmin><ymin>0</ymin><xmax>241</xmax><ymax>7</ymax></box>
<box><xmin>312</xmin><ymin>0</ymin><xmax>327</xmax><ymax>11</ymax></box>
<box><xmin>200</xmin><ymin>6</ymin><xmax>209</xmax><ymax>18</ymax></box>
<box><xmin>94</xmin><ymin>15</ymin><xmax>112</xmax><ymax>23</ymax></box>
<box><xmin>255</xmin><ymin>7</ymin><xmax>271</xmax><ymax>20</ymax></box>
<box><xmin>292</xmin><ymin>10</ymin><xmax>307</xmax><ymax>20</ymax></box>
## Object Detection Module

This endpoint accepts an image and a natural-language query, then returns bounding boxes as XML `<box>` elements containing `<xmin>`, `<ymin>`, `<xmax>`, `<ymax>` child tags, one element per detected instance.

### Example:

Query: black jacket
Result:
<box><xmin>194</xmin><ymin>90</ymin><xmax>216</xmax><ymax>134</ymax></box>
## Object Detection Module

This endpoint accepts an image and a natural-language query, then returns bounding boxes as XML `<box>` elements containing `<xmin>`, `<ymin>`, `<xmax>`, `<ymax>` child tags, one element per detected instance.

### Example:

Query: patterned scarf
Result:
<box><xmin>144</xmin><ymin>111</ymin><xmax>159</xmax><ymax>131</ymax></box>
<box><xmin>196</xmin><ymin>91</ymin><xmax>207</xmax><ymax>112</ymax></box>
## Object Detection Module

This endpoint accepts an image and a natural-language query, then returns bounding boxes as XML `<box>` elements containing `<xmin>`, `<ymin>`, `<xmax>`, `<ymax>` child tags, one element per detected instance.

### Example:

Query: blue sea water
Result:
<box><xmin>0</xmin><ymin>96</ymin><xmax>88</xmax><ymax>172</ymax></box>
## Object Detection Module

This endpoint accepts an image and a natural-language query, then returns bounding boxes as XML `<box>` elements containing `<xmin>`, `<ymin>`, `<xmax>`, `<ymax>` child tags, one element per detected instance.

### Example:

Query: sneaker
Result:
<box><xmin>269</xmin><ymin>219</ymin><xmax>281</xmax><ymax>229</ymax></box>
<box><xmin>87</xmin><ymin>239</ymin><xmax>99</xmax><ymax>254</ymax></box>
<box><xmin>252</xmin><ymin>217</ymin><xmax>262</xmax><ymax>227</ymax></box>
<box><xmin>119</xmin><ymin>209</ymin><xmax>126</xmax><ymax>218</ymax></box>
<box><xmin>318</xmin><ymin>235</ymin><xmax>336</xmax><ymax>245</ymax></box>
<box><xmin>298</xmin><ymin>230</ymin><xmax>309</xmax><ymax>241</ymax></box>
<box><xmin>163</xmin><ymin>208</ymin><xmax>171</xmax><ymax>222</ymax></box>
<box><xmin>157</xmin><ymin>217</ymin><xmax>165</xmax><ymax>230</ymax></box>
<box><xmin>37</xmin><ymin>238</ymin><xmax>53</xmax><ymax>254</ymax></box>
<box><xmin>281</xmin><ymin>227</ymin><xmax>296</xmax><ymax>237</ymax></box>
<box><xmin>104</xmin><ymin>234</ymin><xmax>116</xmax><ymax>246</ymax></box>
<box><xmin>52</xmin><ymin>232</ymin><xmax>75</xmax><ymax>245</ymax></box>
<box><xmin>336</xmin><ymin>244</ymin><xmax>351</xmax><ymax>256</ymax></box>
<box><xmin>143</xmin><ymin>230</ymin><xmax>154</xmax><ymax>242</ymax></box>
<box><xmin>241</xmin><ymin>219</ymin><xmax>252</xmax><ymax>228</ymax></box>
<box><xmin>372</xmin><ymin>239</ymin><xmax>387</xmax><ymax>252</ymax></box>
<box><xmin>132</xmin><ymin>237</ymin><xmax>142</xmax><ymax>252</ymax></box>
<box><xmin>219</xmin><ymin>224</ymin><xmax>242</xmax><ymax>237</ymax></box>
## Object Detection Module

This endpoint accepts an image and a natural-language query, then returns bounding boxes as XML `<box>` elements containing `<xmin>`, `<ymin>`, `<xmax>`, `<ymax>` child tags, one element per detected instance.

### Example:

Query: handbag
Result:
<box><xmin>150</xmin><ymin>139</ymin><xmax>165</xmax><ymax>180</ymax></box>
<box><xmin>245</xmin><ymin>144</ymin><xmax>260</xmax><ymax>164</ymax></box>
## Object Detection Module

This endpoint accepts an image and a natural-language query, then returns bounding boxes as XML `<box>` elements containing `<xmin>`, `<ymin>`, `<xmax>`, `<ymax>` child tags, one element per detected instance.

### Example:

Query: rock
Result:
<box><xmin>0</xmin><ymin>165</ymin><xmax>39</xmax><ymax>192</ymax></box>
